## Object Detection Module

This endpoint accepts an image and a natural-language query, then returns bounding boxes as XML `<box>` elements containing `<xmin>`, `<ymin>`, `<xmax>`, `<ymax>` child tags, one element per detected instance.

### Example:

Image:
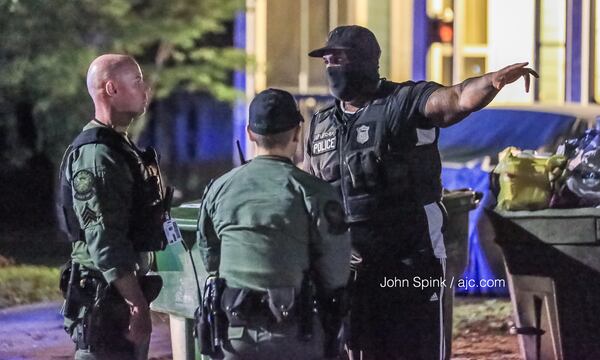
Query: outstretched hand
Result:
<box><xmin>492</xmin><ymin>62</ymin><xmax>539</xmax><ymax>92</ymax></box>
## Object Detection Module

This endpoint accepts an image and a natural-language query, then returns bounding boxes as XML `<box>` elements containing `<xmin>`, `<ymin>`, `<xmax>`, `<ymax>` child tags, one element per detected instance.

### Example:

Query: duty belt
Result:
<box><xmin>221</xmin><ymin>287</ymin><xmax>299</xmax><ymax>327</ymax></box>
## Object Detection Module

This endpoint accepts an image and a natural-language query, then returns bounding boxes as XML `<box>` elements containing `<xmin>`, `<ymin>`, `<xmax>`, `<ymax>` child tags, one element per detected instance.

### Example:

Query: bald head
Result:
<box><xmin>86</xmin><ymin>54</ymin><xmax>148</xmax><ymax>126</ymax></box>
<box><xmin>86</xmin><ymin>54</ymin><xmax>139</xmax><ymax>97</ymax></box>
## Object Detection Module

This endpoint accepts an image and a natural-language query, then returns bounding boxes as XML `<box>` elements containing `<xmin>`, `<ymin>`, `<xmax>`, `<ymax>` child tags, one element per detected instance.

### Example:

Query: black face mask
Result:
<box><xmin>326</xmin><ymin>63</ymin><xmax>379</xmax><ymax>101</ymax></box>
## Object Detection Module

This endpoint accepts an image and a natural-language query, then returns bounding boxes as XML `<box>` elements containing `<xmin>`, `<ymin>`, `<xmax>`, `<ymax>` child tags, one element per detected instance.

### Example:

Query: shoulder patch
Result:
<box><xmin>80</xmin><ymin>204</ymin><xmax>98</xmax><ymax>227</ymax></box>
<box><xmin>314</xmin><ymin>103</ymin><xmax>336</xmax><ymax>122</ymax></box>
<box><xmin>323</xmin><ymin>200</ymin><xmax>348</xmax><ymax>235</ymax></box>
<box><xmin>73</xmin><ymin>170</ymin><xmax>95</xmax><ymax>201</ymax></box>
<box><xmin>315</xmin><ymin>102</ymin><xmax>336</xmax><ymax>115</ymax></box>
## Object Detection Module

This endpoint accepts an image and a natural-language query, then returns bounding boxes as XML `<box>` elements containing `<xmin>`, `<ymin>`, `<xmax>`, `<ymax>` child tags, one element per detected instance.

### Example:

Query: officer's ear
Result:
<box><xmin>292</xmin><ymin>124</ymin><xmax>302</xmax><ymax>143</ymax></box>
<box><xmin>246</xmin><ymin>126</ymin><xmax>257</xmax><ymax>142</ymax></box>
<box><xmin>105</xmin><ymin>81</ymin><xmax>117</xmax><ymax>97</ymax></box>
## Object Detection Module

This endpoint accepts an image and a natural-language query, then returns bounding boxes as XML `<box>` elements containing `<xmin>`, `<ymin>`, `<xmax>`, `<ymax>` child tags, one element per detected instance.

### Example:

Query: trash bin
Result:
<box><xmin>151</xmin><ymin>202</ymin><xmax>206</xmax><ymax>360</ymax></box>
<box><xmin>442</xmin><ymin>189</ymin><xmax>480</xmax><ymax>359</ymax></box>
<box><xmin>151</xmin><ymin>190</ymin><xmax>479</xmax><ymax>360</ymax></box>
<box><xmin>488</xmin><ymin>208</ymin><xmax>600</xmax><ymax>360</ymax></box>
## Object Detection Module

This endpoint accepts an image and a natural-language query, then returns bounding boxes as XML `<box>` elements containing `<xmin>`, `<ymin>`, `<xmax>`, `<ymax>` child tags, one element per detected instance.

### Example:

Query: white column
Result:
<box><xmin>488</xmin><ymin>0</ymin><xmax>536</xmax><ymax>104</ymax></box>
<box><xmin>169</xmin><ymin>315</ymin><xmax>197</xmax><ymax>360</ymax></box>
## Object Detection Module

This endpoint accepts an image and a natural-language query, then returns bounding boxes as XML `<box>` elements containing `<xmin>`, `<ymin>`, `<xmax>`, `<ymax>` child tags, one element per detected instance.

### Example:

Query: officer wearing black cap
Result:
<box><xmin>304</xmin><ymin>25</ymin><xmax>538</xmax><ymax>359</ymax></box>
<box><xmin>197</xmin><ymin>88</ymin><xmax>351</xmax><ymax>359</ymax></box>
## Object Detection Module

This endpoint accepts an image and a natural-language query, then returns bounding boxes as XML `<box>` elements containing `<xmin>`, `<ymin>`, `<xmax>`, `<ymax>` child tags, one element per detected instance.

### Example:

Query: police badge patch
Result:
<box><xmin>350</xmin><ymin>122</ymin><xmax>376</xmax><ymax>149</ymax></box>
<box><xmin>73</xmin><ymin>170</ymin><xmax>95</xmax><ymax>201</ymax></box>
<box><xmin>356</xmin><ymin>125</ymin><xmax>369</xmax><ymax>144</ymax></box>
<box><xmin>312</xmin><ymin>130</ymin><xmax>337</xmax><ymax>155</ymax></box>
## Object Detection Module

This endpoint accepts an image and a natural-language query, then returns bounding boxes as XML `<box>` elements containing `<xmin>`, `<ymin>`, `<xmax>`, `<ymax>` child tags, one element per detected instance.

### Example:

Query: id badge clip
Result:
<box><xmin>163</xmin><ymin>218</ymin><xmax>183</xmax><ymax>246</ymax></box>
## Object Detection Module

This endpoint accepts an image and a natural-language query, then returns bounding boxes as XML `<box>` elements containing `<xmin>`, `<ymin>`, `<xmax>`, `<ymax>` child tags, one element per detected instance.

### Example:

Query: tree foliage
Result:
<box><xmin>0</xmin><ymin>0</ymin><xmax>245</xmax><ymax>165</ymax></box>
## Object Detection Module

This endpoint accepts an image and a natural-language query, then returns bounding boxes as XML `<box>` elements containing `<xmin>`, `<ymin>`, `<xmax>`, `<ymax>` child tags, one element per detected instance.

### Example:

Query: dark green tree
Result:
<box><xmin>0</xmin><ymin>0</ymin><xmax>246</xmax><ymax>166</ymax></box>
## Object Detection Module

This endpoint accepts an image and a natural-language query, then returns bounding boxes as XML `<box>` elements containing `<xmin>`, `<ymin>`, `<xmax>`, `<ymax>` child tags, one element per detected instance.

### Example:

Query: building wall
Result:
<box><xmin>238</xmin><ymin>0</ymin><xmax>600</xmax><ymax>159</ymax></box>
<box><xmin>488</xmin><ymin>0</ymin><xmax>536</xmax><ymax>104</ymax></box>
<box><xmin>245</xmin><ymin>0</ymin><xmax>599</xmax><ymax>105</ymax></box>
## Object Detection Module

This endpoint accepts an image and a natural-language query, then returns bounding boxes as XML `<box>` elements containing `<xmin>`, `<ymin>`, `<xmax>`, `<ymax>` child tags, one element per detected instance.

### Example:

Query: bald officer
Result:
<box><xmin>57</xmin><ymin>54</ymin><xmax>166</xmax><ymax>360</ymax></box>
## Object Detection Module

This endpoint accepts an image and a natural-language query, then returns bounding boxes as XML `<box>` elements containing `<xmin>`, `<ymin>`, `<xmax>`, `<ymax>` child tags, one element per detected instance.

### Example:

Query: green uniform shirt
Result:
<box><xmin>197</xmin><ymin>155</ymin><xmax>351</xmax><ymax>292</ymax></box>
<box><xmin>66</xmin><ymin>121</ymin><xmax>151</xmax><ymax>284</ymax></box>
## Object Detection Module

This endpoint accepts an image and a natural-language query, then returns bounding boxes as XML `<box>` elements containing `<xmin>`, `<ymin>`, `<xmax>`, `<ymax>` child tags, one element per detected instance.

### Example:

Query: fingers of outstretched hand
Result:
<box><xmin>502</xmin><ymin>66</ymin><xmax>539</xmax><ymax>87</ymax></box>
<box><xmin>515</xmin><ymin>61</ymin><xmax>529</xmax><ymax>68</ymax></box>
<box><xmin>493</xmin><ymin>62</ymin><xmax>538</xmax><ymax>92</ymax></box>
<box><xmin>528</xmin><ymin>68</ymin><xmax>540</xmax><ymax>78</ymax></box>
<box><xmin>520</xmin><ymin>68</ymin><xmax>539</xmax><ymax>92</ymax></box>
<box><xmin>502</xmin><ymin>62</ymin><xmax>528</xmax><ymax>73</ymax></box>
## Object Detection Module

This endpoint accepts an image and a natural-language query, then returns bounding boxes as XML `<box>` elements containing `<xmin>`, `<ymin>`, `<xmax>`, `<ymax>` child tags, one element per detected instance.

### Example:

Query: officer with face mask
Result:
<box><xmin>304</xmin><ymin>25</ymin><xmax>538</xmax><ymax>360</ymax></box>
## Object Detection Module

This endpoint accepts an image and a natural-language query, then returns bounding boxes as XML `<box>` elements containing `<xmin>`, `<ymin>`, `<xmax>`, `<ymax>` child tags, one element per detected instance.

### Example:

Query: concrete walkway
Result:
<box><xmin>0</xmin><ymin>302</ymin><xmax>172</xmax><ymax>360</ymax></box>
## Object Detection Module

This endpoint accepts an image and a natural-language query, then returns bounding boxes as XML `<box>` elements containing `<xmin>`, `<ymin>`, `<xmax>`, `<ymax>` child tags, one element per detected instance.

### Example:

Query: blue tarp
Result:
<box><xmin>440</xmin><ymin>109</ymin><xmax>577</xmax><ymax>163</ymax></box>
<box><xmin>442</xmin><ymin>165</ymin><xmax>502</xmax><ymax>295</ymax></box>
<box><xmin>440</xmin><ymin>109</ymin><xmax>578</xmax><ymax>295</ymax></box>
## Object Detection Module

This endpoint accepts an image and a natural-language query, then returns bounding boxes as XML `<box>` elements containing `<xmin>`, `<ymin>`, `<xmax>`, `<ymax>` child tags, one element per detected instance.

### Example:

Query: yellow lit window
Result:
<box><xmin>259</xmin><ymin>0</ymin><xmax>339</xmax><ymax>94</ymax></box>
<box><xmin>537</xmin><ymin>0</ymin><xmax>566</xmax><ymax>103</ymax></box>
<box><xmin>460</xmin><ymin>0</ymin><xmax>487</xmax><ymax>79</ymax></box>
<box><xmin>427</xmin><ymin>0</ymin><xmax>455</xmax><ymax>85</ymax></box>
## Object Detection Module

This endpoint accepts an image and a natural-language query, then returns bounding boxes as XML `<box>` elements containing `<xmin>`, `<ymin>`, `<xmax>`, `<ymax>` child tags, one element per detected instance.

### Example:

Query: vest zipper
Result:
<box><xmin>337</xmin><ymin>106</ymin><xmax>366</xmax><ymax>220</ymax></box>
<box><xmin>338</xmin><ymin>124</ymin><xmax>351</xmax><ymax>217</ymax></box>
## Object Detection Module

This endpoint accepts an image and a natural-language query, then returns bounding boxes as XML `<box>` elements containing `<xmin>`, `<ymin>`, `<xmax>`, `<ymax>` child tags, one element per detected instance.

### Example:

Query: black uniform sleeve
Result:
<box><xmin>302</xmin><ymin>117</ymin><xmax>315</xmax><ymax>175</ymax></box>
<box><xmin>388</xmin><ymin>81</ymin><xmax>442</xmax><ymax>136</ymax></box>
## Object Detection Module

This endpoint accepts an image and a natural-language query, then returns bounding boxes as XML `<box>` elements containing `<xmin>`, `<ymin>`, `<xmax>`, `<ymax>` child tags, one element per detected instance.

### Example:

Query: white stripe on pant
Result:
<box><xmin>439</xmin><ymin>257</ymin><xmax>446</xmax><ymax>360</ymax></box>
<box><xmin>424</xmin><ymin>201</ymin><xmax>448</xmax><ymax>360</ymax></box>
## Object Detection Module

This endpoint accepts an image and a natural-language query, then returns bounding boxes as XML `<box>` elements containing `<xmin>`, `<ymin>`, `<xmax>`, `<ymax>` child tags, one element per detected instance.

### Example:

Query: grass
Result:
<box><xmin>453</xmin><ymin>298</ymin><xmax>514</xmax><ymax>337</ymax></box>
<box><xmin>0</xmin><ymin>224</ymin><xmax>69</xmax><ymax>308</ymax></box>
<box><xmin>0</xmin><ymin>228</ymin><xmax>70</xmax><ymax>267</ymax></box>
<box><xmin>0</xmin><ymin>265</ymin><xmax>63</xmax><ymax>309</ymax></box>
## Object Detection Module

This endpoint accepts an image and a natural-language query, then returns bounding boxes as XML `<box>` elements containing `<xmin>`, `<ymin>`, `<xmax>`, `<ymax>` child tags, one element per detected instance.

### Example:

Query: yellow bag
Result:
<box><xmin>494</xmin><ymin>147</ymin><xmax>565</xmax><ymax>211</ymax></box>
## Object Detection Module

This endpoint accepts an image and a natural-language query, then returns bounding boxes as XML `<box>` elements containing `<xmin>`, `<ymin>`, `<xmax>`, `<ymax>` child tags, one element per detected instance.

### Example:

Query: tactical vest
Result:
<box><xmin>56</xmin><ymin>127</ymin><xmax>167</xmax><ymax>252</ymax></box>
<box><xmin>306</xmin><ymin>81</ymin><xmax>442</xmax><ymax>223</ymax></box>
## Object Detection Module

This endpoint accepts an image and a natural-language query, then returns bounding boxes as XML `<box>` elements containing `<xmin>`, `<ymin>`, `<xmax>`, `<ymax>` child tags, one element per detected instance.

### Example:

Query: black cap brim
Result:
<box><xmin>308</xmin><ymin>46</ymin><xmax>352</xmax><ymax>57</ymax></box>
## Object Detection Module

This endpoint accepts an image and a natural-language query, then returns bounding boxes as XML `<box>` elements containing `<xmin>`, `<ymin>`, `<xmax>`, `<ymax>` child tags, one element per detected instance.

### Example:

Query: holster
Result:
<box><xmin>66</xmin><ymin>271</ymin><xmax>163</xmax><ymax>353</ymax></box>
<box><xmin>220</xmin><ymin>276</ymin><xmax>314</xmax><ymax>343</ymax></box>
<box><xmin>220</xmin><ymin>286</ymin><xmax>297</xmax><ymax>326</ymax></box>
<box><xmin>221</xmin><ymin>287</ymin><xmax>254</xmax><ymax>326</ymax></box>
<box><xmin>61</xmin><ymin>261</ymin><xmax>87</xmax><ymax>321</ymax></box>
<box><xmin>266</xmin><ymin>288</ymin><xmax>295</xmax><ymax>323</ymax></box>
<box><xmin>196</xmin><ymin>276</ymin><xmax>227</xmax><ymax>357</ymax></box>
<box><xmin>139</xmin><ymin>274</ymin><xmax>163</xmax><ymax>303</ymax></box>
<box><xmin>83</xmin><ymin>279</ymin><xmax>132</xmax><ymax>353</ymax></box>
<box><xmin>61</xmin><ymin>262</ymin><xmax>97</xmax><ymax>332</ymax></box>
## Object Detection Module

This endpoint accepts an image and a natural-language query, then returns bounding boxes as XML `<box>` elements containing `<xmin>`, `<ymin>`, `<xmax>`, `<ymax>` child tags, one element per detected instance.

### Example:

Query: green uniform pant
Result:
<box><xmin>220</xmin><ymin>316</ymin><xmax>325</xmax><ymax>360</ymax></box>
<box><xmin>69</xmin><ymin>297</ymin><xmax>150</xmax><ymax>360</ymax></box>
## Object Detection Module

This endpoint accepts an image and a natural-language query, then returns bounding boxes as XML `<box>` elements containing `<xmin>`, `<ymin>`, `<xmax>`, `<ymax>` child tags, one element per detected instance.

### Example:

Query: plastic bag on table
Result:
<box><xmin>551</xmin><ymin>128</ymin><xmax>600</xmax><ymax>207</ymax></box>
<box><xmin>494</xmin><ymin>147</ymin><xmax>566</xmax><ymax>211</ymax></box>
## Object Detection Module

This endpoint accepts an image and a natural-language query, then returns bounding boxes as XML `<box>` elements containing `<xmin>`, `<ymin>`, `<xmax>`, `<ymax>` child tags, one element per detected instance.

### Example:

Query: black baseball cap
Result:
<box><xmin>249</xmin><ymin>88</ymin><xmax>303</xmax><ymax>135</ymax></box>
<box><xmin>308</xmin><ymin>25</ymin><xmax>381</xmax><ymax>61</ymax></box>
